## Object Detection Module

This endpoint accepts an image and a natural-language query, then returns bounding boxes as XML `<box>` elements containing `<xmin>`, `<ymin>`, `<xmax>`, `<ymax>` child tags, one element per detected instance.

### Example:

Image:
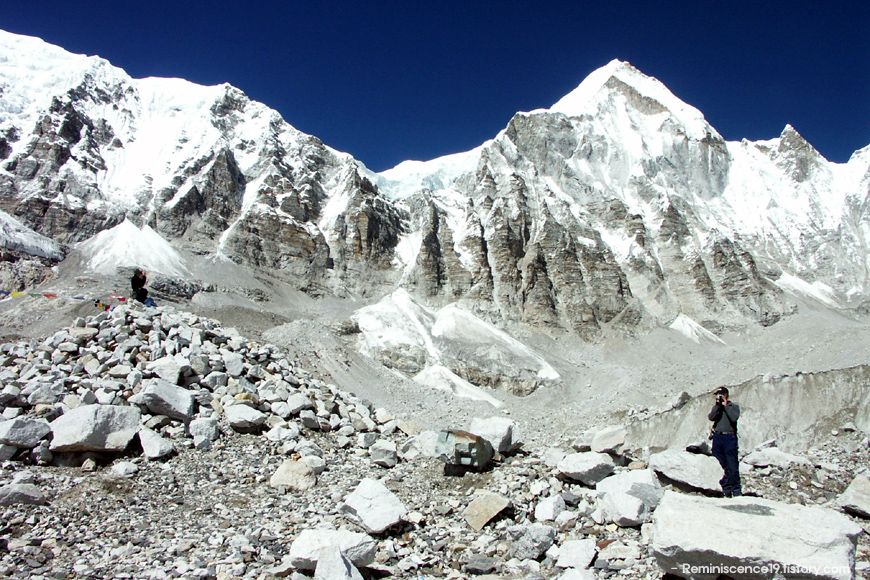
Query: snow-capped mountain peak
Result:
<box><xmin>547</xmin><ymin>59</ymin><xmax>712</xmax><ymax>140</ymax></box>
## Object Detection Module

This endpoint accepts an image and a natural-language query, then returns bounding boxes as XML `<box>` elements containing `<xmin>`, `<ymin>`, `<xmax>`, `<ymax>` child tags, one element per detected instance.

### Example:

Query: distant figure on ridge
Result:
<box><xmin>708</xmin><ymin>386</ymin><xmax>741</xmax><ymax>497</ymax></box>
<box><xmin>131</xmin><ymin>268</ymin><xmax>156</xmax><ymax>307</ymax></box>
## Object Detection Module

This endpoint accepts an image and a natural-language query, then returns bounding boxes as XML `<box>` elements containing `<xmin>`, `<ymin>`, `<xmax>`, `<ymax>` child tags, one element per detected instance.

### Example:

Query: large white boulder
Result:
<box><xmin>652</xmin><ymin>491</ymin><xmax>862</xmax><ymax>580</ymax></box>
<box><xmin>597</xmin><ymin>469</ymin><xmax>664</xmax><ymax>508</ymax></box>
<box><xmin>557</xmin><ymin>452</ymin><xmax>615</xmax><ymax>485</ymax></box>
<box><xmin>49</xmin><ymin>405</ymin><xmax>141</xmax><ymax>452</ymax></box>
<box><xmin>469</xmin><ymin>416</ymin><xmax>522</xmax><ymax>453</ymax></box>
<box><xmin>590</xmin><ymin>424</ymin><xmax>626</xmax><ymax>454</ymax></box>
<box><xmin>838</xmin><ymin>473</ymin><xmax>870</xmax><ymax>518</ymax></box>
<box><xmin>341</xmin><ymin>478</ymin><xmax>407</xmax><ymax>534</ymax></box>
<box><xmin>649</xmin><ymin>449</ymin><xmax>722</xmax><ymax>492</ymax></box>
<box><xmin>288</xmin><ymin>529</ymin><xmax>377</xmax><ymax>570</ymax></box>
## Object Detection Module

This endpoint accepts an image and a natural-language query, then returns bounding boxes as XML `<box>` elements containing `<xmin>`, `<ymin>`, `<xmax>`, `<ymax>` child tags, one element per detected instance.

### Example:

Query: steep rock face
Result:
<box><xmin>326</xmin><ymin>169</ymin><xmax>408</xmax><ymax>293</ymax></box>
<box><xmin>156</xmin><ymin>148</ymin><xmax>245</xmax><ymax>242</ymax></box>
<box><xmin>0</xmin><ymin>31</ymin><xmax>395</xmax><ymax>286</ymax></box>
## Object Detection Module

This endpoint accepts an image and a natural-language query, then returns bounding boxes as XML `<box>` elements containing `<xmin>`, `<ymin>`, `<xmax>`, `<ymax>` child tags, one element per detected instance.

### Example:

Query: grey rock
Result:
<box><xmin>146</xmin><ymin>355</ymin><xmax>184</xmax><ymax>383</ymax></box>
<box><xmin>225</xmin><ymin>404</ymin><xmax>267</xmax><ymax>431</ymax></box>
<box><xmin>0</xmin><ymin>483</ymin><xmax>46</xmax><ymax>506</ymax></box>
<box><xmin>649</xmin><ymin>450</ymin><xmax>722</xmax><ymax>492</ymax></box>
<box><xmin>270</xmin><ymin>459</ymin><xmax>317</xmax><ymax>492</ymax></box>
<box><xmin>314</xmin><ymin>546</ymin><xmax>364</xmax><ymax>580</ymax></box>
<box><xmin>295</xmin><ymin>439</ymin><xmax>324</xmax><ymax>458</ymax></box>
<box><xmin>265</xmin><ymin>424</ymin><xmax>300</xmax><ymax>442</ymax></box>
<box><xmin>139</xmin><ymin>427</ymin><xmax>175</xmax><ymax>459</ymax></box>
<box><xmin>508</xmin><ymin>523</ymin><xmax>557</xmax><ymax>560</ymax></box>
<box><xmin>0</xmin><ymin>445</ymin><xmax>16</xmax><ymax>461</ymax></box>
<box><xmin>50</xmin><ymin>404</ymin><xmax>141</xmax><ymax>452</ymax></box>
<box><xmin>188</xmin><ymin>417</ymin><xmax>220</xmax><ymax>441</ymax></box>
<box><xmin>369</xmin><ymin>439</ymin><xmax>398</xmax><ymax>468</ymax></box>
<box><xmin>465</xmin><ymin>555</ymin><xmax>499</xmax><ymax>575</ymax></box>
<box><xmin>286</xmin><ymin>392</ymin><xmax>315</xmax><ymax>414</ymax></box>
<box><xmin>201</xmin><ymin>371</ymin><xmax>228</xmax><ymax>389</ymax></box>
<box><xmin>0</xmin><ymin>417</ymin><xmax>51</xmax><ymax>448</ymax></box>
<box><xmin>299</xmin><ymin>409</ymin><xmax>320</xmax><ymax>429</ymax></box>
<box><xmin>26</xmin><ymin>384</ymin><xmax>57</xmax><ymax>406</ymax></box>
<box><xmin>596</xmin><ymin>469</ymin><xmax>664</xmax><ymax>511</ymax></box>
<box><xmin>270</xmin><ymin>401</ymin><xmax>292</xmax><ymax>419</ymax></box>
<box><xmin>557</xmin><ymin>452</ymin><xmax>616</xmax><ymax>485</ymax></box>
<box><xmin>221</xmin><ymin>350</ymin><xmax>245</xmax><ymax>377</ymax></box>
<box><xmin>590</xmin><ymin>424</ymin><xmax>626</xmax><ymax>454</ymax></box>
<box><xmin>598</xmin><ymin>491</ymin><xmax>651</xmax><ymax>527</ymax></box>
<box><xmin>136</xmin><ymin>378</ymin><xmax>196</xmax><ymax>421</ymax></box>
<box><xmin>357</xmin><ymin>432</ymin><xmax>378</xmax><ymax>449</ymax></box>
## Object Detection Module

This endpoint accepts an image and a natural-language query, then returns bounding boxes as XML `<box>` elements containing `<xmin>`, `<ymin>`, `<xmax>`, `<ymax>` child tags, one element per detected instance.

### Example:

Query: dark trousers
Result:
<box><xmin>711</xmin><ymin>433</ymin><xmax>741</xmax><ymax>496</ymax></box>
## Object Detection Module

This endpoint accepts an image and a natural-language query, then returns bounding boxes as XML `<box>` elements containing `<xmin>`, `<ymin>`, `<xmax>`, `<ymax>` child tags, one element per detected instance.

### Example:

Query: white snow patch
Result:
<box><xmin>432</xmin><ymin>304</ymin><xmax>560</xmax><ymax>381</ymax></box>
<box><xmin>353</xmin><ymin>289</ymin><xmax>439</xmax><ymax>360</ymax></box>
<box><xmin>376</xmin><ymin>145</ymin><xmax>485</xmax><ymax>199</ymax></box>
<box><xmin>668</xmin><ymin>314</ymin><xmax>726</xmax><ymax>345</ymax></box>
<box><xmin>668</xmin><ymin>313</ymin><xmax>725</xmax><ymax>344</ymax></box>
<box><xmin>413</xmin><ymin>365</ymin><xmax>503</xmax><ymax>407</ymax></box>
<box><xmin>77</xmin><ymin>219</ymin><xmax>188</xmax><ymax>278</ymax></box>
<box><xmin>353</xmin><ymin>290</ymin><xmax>560</xmax><ymax>401</ymax></box>
<box><xmin>774</xmin><ymin>272</ymin><xmax>840</xmax><ymax>308</ymax></box>
<box><xmin>394</xmin><ymin>231</ymin><xmax>423</xmax><ymax>273</ymax></box>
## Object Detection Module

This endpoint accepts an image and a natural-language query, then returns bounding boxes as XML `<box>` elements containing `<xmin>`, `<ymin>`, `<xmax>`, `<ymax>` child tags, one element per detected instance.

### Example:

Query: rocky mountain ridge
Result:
<box><xmin>2</xmin><ymin>31</ymin><xmax>869</xmax><ymax>336</ymax></box>
<box><xmin>2</xmin><ymin>29</ymin><xmax>870</xmax><ymax>401</ymax></box>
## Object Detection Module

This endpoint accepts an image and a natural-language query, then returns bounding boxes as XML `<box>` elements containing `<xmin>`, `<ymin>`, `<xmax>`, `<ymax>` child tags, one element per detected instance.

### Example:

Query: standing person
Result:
<box><xmin>708</xmin><ymin>387</ymin><xmax>742</xmax><ymax>497</ymax></box>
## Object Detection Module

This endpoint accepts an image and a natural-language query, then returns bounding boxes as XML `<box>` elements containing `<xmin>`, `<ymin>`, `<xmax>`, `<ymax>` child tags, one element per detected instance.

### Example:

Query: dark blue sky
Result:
<box><xmin>4</xmin><ymin>1</ymin><xmax>868</xmax><ymax>171</ymax></box>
